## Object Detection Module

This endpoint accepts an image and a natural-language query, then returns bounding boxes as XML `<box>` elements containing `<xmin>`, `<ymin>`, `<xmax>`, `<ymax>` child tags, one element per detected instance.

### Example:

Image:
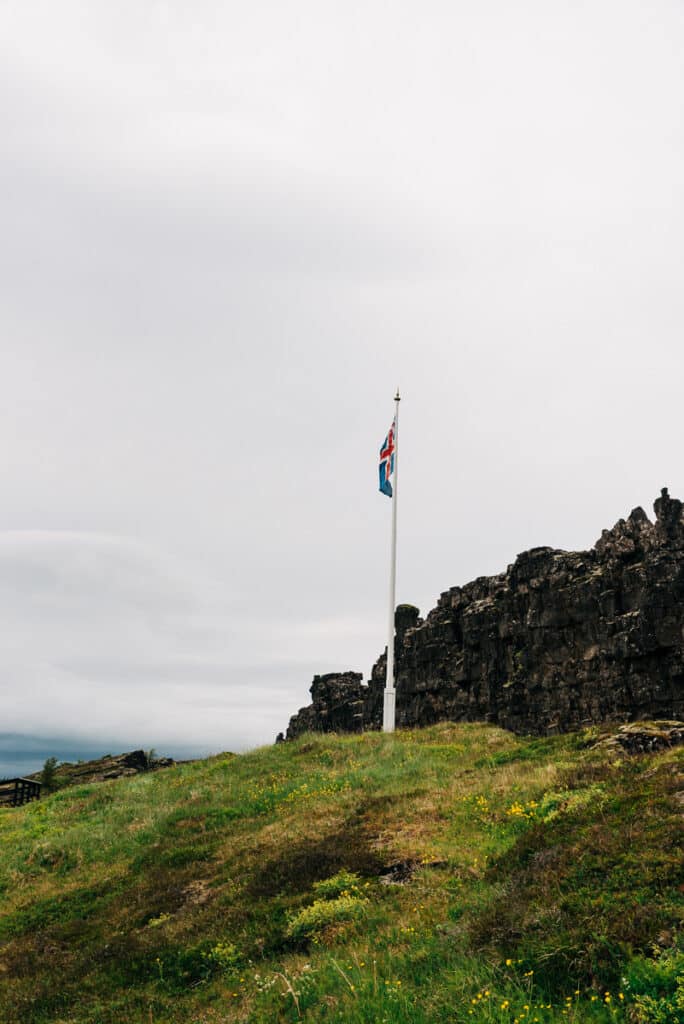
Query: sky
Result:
<box><xmin>1</xmin><ymin>0</ymin><xmax>684</xmax><ymax>774</ymax></box>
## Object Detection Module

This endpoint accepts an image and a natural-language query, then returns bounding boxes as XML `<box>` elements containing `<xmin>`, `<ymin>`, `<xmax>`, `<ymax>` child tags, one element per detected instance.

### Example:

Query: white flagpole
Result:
<box><xmin>383</xmin><ymin>388</ymin><xmax>401</xmax><ymax>733</ymax></box>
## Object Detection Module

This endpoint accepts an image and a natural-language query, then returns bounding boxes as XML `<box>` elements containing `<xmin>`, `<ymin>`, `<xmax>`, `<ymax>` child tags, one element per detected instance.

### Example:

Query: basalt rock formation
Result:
<box><xmin>284</xmin><ymin>489</ymin><xmax>684</xmax><ymax>740</ymax></box>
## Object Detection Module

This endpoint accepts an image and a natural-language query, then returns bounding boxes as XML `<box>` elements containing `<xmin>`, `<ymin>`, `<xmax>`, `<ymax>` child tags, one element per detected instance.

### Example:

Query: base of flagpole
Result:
<box><xmin>383</xmin><ymin>688</ymin><xmax>396</xmax><ymax>733</ymax></box>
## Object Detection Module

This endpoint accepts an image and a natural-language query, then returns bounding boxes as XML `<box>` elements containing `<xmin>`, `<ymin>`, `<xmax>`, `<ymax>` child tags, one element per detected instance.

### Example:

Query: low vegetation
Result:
<box><xmin>0</xmin><ymin>722</ymin><xmax>681</xmax><ymax>1023</ymax></box>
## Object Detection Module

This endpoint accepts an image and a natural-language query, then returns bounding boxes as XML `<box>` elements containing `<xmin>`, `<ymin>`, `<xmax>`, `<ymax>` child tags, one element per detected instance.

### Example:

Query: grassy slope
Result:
<box><xmin>0</xmin><ymin>723</ymin><xmax>681</xmax><ymax>1024</ymax></box>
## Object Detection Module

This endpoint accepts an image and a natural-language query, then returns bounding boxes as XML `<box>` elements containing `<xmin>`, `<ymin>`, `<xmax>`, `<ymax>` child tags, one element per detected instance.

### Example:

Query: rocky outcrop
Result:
<box><xmin>281</xmin><ymin>672</ymin><xmax>367</xmax><ymax>738</ymax></box>
<box><xmin>285</xmin><ymin>489</ymin><xmax>684</xmax><ymax>739</ymax></box>
<box><xmin>28</xmin><ymin>750</ymin><xmax>175</xmax><ymax>788</ymax></box>
<box><xmin>592</xmin><ymin>721</ymin><xmax>684</xmax><ymax>756</ymax></box>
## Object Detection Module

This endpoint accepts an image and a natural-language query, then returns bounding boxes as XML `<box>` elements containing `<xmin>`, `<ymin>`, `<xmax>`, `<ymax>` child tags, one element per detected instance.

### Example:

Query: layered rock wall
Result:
<box><xmin>284</xmin><ymin>490</ymin><xmax>684</xmax><ymax>739</ymax></box>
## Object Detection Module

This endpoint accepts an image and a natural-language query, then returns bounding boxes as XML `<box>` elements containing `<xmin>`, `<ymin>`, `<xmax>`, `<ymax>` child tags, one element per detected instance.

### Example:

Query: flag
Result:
<box><xmin>379</xmin><ymin>420</ymin><xmax>396</xmax><ymax>497</ymax></box>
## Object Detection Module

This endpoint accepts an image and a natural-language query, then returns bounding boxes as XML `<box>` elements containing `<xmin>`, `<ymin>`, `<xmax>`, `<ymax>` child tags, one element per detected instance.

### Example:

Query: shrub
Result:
<box><xmin>286</xmin><ymin>895</ymin><xmax>368</xmax><ymax>942</ymax></box>
<box><xmin>312</xmin><ymin>869</ymin><xmax>363</xmax><ymax>900</ymax></box>
<box><xmin>202</xmin><ymin>941</ymin><xmax>242</xmax><ymax>973</ymax></box>
<box><xmin>537</xmin><ymin>784</ymin><xmax>606</xmax><ymax>822</ymax></box>
<box><xmin>624</xmin><ymin>947</ymin><xmax>684</xmax><ymax>1023</ymax></box>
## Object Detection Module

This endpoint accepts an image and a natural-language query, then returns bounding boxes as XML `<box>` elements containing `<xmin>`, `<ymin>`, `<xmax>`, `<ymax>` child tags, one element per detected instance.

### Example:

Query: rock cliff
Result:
<box><xmin>284</xmin><ymin>489</ymin><xmax>684</xmax><ymax>739</ymax></box>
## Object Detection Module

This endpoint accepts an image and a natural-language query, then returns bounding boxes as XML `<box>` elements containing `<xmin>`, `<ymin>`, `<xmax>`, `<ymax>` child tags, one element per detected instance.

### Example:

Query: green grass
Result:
<box><xmin>0</xmin><ymin>722</ymin><xmax>681</xmax><ymax>1023</ymax></box>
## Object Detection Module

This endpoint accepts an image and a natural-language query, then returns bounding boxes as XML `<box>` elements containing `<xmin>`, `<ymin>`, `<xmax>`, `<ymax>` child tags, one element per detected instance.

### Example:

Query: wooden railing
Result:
<box><xmin>0</xmin><ymin>778</ymin><xmax>42</xmax><ymax>807</ymax></box>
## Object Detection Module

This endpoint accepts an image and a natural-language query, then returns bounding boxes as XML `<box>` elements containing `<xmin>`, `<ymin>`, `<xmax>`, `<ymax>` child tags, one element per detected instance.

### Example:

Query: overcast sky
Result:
<box><xmin>1</xmin><ymin>1</ymin><xmax>683</xmax><ymax>773</ymax></box>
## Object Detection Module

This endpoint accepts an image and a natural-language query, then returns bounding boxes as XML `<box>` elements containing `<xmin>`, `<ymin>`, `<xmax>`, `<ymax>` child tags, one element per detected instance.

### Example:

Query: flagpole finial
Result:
<box><xmin>395</xmin><ymin>388</ymin><xmax>401</xmax><ymax>402</ymax></box>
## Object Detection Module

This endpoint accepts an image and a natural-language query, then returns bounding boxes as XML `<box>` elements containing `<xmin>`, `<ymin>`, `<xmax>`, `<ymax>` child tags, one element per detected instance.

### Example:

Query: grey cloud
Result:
<box><xmin>0</xmin><ymin>531</ymin><xmax>354</xmax><ymax>759</ymax></box>
<box><xmin>0</xmin><ymin>1</ymin><xmax>683</xmax><ymax>770</ymax></box>
<box><xmin>0</xmin><ymin>532</ymin><xmax>191</xmax><ymax>609</ymax></box>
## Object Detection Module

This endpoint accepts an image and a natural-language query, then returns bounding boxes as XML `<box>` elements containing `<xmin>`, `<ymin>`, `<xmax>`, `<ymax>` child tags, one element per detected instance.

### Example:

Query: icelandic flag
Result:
<box><xmin>379</xmin><ymin>420</ymin><xmax>396</xmax><ymax>497</ymax></box>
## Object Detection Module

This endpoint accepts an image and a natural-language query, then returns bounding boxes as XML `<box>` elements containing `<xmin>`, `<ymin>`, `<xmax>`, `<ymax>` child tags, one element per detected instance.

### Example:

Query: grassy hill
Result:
<box><xmin>0</xmin><ymin>723</ymin><xmax>681</xmax><ymax>1024</ymax></box>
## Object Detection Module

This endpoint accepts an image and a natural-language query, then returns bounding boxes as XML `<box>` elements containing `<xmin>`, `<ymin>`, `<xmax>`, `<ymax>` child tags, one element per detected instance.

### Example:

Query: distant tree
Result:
<box><xmin>41</xmin><ymin>756</ymin><xmax>59</xmax><ymax>792</ymax></box>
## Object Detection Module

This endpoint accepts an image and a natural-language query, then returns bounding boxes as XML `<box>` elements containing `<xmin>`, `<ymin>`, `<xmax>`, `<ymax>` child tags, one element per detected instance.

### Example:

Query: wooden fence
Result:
<box><xmin>0</xmin><ymin>778</ymin><xmax>42</xmax><ymax>807</ymax></box>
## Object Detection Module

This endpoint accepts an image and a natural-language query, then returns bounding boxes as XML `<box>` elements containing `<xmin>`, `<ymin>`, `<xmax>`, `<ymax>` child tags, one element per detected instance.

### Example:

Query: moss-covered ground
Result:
<box><xmin>0</xmin><ymin>723</ymin><xmax>681</xmax><ymax>1023</ymax></box>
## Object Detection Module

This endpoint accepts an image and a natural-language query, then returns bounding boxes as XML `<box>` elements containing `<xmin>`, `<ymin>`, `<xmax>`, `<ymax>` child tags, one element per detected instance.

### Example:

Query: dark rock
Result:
<box><xmin>379</xmin><ymin>858</ymin><xmax>449</xmax><ymax>885</ymax></box>
<box><xmin>285</xmin><ymin>672</ymin><xmax>366</xmax><ymax>740</ymax></box>
<box><xmin>593</xmin><ymin>721</ymin><xmax>684</xmax><ymax>756</ymax></box>
<box><xmin>379</xmin><ymin>859</ymin><xmax>419</xmax><ymax>885</ymax></box>
<box><xmin>27</xmin><ymin>750</ymin><xmax>176</xmax><ymax>787</ymax></box>
<box><xmin>655</xmin><ymin>487</ymin><xmax>684</xmax><ymax>540</ymax></box>
<box><xmin>283</xmin><ymin>490</ymin><xmax>684</xmax><ymax>739</ymax></box>
<box><xmin>395</xmin><ymin>604</ymin><xmax>422</xmax><ymax>640</ymax></box>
